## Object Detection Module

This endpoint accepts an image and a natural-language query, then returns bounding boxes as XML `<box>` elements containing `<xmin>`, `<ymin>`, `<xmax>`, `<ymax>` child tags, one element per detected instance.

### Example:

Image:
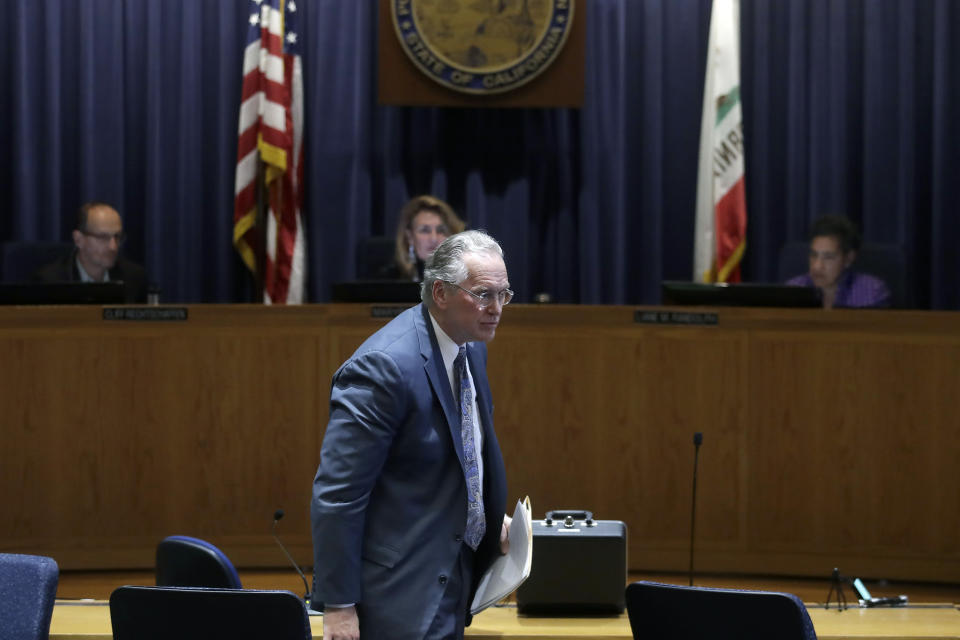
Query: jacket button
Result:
<box><xmin>454</xmin><ymin>534</ymin><xmax>462</xmax><ymax>542</ymax></box>
<box><xmin>439</xmin><ymin>575</ymin><xmax>448</xmax><ymax>585</ymax></box>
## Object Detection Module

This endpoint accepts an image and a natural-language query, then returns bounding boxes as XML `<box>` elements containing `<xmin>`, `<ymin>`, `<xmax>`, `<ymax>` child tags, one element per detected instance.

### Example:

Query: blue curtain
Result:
<box><xmin>1</xmin><ymin>0</ymin><xmax>957</xmax><ymax>308</ymax></box>
<box><xmin>741</xmin><ymin>0</ymin><xmax>960</xmax><ymax>309</ymax></box>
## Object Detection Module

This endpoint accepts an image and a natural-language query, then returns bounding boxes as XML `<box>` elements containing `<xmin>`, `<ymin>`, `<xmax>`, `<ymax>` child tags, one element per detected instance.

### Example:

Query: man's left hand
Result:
<box><xmin>499</xmin><ymin>514</ymin><xmax>512</xmax><ymax>554</ymax></box>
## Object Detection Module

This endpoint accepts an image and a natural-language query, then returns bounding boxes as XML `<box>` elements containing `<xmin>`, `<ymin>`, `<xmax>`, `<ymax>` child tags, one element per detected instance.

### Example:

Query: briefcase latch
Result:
<box><xmin>543</xmin><ymin>509</ymin><xmax>596</xmax><ymax>527</ymax></box>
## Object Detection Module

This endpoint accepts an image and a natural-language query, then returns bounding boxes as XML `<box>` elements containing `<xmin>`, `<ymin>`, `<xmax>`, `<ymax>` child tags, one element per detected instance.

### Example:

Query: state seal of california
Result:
<box><xmin>391</xmin><ymin>0</ymin><xmax>575</xmax><ymax>95</ymax></box>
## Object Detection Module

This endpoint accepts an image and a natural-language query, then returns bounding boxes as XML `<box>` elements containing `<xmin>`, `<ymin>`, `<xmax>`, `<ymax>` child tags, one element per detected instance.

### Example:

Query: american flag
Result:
<box><xmin>234</xmin><ymin>0</ymin><xmax>306</xmax><ymax>304</ymax></box>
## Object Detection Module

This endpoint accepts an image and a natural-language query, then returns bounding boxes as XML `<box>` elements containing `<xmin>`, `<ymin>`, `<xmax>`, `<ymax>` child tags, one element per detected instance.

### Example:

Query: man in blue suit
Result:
<box><xmin>311</xmin><ymin>230</ymin><xmax>514</xmax><ymax>640</ymax></box>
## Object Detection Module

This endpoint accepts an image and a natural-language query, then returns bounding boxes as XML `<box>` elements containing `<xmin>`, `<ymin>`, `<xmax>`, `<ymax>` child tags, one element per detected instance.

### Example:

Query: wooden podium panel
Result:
<box><xmin>0</xmin><ymin>305</ymin><xmax>371</xmax><ymax>569</ymax></box>
<box><xmin>484</xmin><ymin>306</ymin><xmax>960</xmax><ymax>581</ymax></box>
<box><xmin>2</xmin><ymin>304</ymin><xmax>959</xmax><ymax>582</ymax></box>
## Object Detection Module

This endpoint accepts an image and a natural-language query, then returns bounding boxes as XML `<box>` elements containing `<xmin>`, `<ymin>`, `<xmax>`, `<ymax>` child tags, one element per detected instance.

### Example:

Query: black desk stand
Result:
<box><xmin>825</xmin><ymin>567</ymin><xmax>848</xmax><ymax>611</ymax></box>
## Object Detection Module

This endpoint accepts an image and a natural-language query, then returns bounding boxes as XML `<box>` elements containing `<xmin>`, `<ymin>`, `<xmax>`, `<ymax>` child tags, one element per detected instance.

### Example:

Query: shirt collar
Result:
<box><xmin>75</xmin><ymin>255</ymin><xmax>109</xmax><ymax>283</ymax></box>
<box><xmin>428</xmin><ymin>310</ymin><xmax>462</xmax><ymax>365</ymax></box>
<box><xmin>428</xmin><ymin>310</ymin><xmax>467</xmax><ymax>399</ymax></box>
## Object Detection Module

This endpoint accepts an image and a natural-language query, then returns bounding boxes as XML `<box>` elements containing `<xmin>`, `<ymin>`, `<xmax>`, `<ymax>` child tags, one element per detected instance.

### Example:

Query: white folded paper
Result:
<box><xmin>470</xmin><ymin>496</ymin><xmax>533</xmax><ymax>615</ymax></box>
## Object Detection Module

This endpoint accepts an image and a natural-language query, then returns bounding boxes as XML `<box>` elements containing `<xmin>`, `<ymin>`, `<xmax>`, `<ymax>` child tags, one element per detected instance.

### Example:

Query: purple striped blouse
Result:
<box><xmin>786</xmin><ymin>270</ymin><xmax>891</xmax><ymax>308</ymax></box>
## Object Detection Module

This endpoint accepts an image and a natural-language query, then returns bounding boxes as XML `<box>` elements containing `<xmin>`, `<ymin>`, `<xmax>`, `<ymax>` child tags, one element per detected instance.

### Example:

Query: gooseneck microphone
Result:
<box><xmin>688</xmin><ymin>432</ymin><xmax>703</xmax><ymax>587</ymax></box>
<box><xmin>272</xmin><ymin>509</ymin><xmax>311</xmax><ymax>601</ymax></box>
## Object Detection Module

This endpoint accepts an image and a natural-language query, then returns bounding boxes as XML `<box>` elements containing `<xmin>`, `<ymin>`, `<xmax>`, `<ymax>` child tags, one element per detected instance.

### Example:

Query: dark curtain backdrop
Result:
<box><xmin>1</xmin><ymin>0</ymin><xmax>957</xmax><ymax>308</ymax></box>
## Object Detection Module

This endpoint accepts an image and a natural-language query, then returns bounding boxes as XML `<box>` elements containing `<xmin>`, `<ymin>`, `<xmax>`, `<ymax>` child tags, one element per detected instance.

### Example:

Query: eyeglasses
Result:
<box><xmin>445</xmin><ymin>281</ymin><xmax>514</xmax><ymax>307</ymax></box>
<box><xmin>81</xmin><ymin>230</ymin><xmax>127</xmax><ymax>245</ymax></box>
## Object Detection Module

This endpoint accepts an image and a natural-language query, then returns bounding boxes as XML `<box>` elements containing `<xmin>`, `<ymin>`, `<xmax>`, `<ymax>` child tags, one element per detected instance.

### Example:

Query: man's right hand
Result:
<box><xmin>323</xmin><ymin>605</ymin><xmax>359</xmax><ymax>640</ymax></box>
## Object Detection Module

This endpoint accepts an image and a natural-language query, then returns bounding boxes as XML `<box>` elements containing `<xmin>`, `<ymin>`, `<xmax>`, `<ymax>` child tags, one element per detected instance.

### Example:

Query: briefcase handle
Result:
<box><xmin>545</xmin><ymin>509</ymin><xmax>593</xmax><ymax>521</ymax></box>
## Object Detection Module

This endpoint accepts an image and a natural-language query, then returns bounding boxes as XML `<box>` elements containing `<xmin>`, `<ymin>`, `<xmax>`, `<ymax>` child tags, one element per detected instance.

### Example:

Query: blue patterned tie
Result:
<box><xmin>455</xmin><ymin>346</ymin><xmax>485</xmax><ymax>550</ymax></box>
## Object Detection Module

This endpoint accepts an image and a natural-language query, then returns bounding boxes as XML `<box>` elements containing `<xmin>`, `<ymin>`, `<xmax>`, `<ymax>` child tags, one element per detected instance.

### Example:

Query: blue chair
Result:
<box><xmin>109</xmin><ymin>586</ymin><xmax>311</xmax><ymax>640</ymax></box>
<box><xmin>0</xmin><ymin>553</ymin><xmax>60</xmax><ymax>640</ymax></box>
<box><xmin>155</xmin><ymin>535</ymin><xmax>242</xmax><ymax>589</ymax></box>
<box><xmin>0</xmin><ymin>241</ymin><xmax>73</xmax><ymax>282</ymax></box>
<box><xmin>625</xmin><ymin>581</ymin><xmax>817</xmax><ymax>640</ymax></box>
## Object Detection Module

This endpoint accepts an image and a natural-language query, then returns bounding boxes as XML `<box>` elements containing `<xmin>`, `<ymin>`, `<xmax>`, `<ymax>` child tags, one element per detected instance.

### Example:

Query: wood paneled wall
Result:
<box><xmin>2</xmin><ymin>304</ymin><xmax>958</xmax><ymax>581</ymax></box>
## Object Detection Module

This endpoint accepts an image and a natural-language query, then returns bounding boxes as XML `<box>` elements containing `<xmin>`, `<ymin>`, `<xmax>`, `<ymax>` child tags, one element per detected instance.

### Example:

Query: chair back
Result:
<box><xmin>778</xmin><ymin>240</ymin><xmax>909</xmax><ymax>308</ymax></box>
<box><xmin>0</xmin><ymin>553</ymin><xmax>60</xmax><ymax>640</ymax></box>
<box><xmin>625</xmin><ymin>581</ymin><xmax>817</xmax><ymax>640</ymax></box>
<box><xmin>156</xmin><ymin>535</ymin><xmax>242</xmax><ymax>589</ymax></box>
<box><xmin>109</xmin><ymin>586</ymin><xmax>311</xmax><ymax>640</ymax></box>
<box><xmin>856</xmin><ymin>243</ymin><xmax>909</xmax><ymax>308</ymax></box>
<box><xmin>0</xmin><ymin>241</ymin><xmax>73</xmax><ymax>282</ymax></box>
<box><xmin>356</xmin><ymin>235</ymin><xmax>396</xmax><ymax>279</ymax></box>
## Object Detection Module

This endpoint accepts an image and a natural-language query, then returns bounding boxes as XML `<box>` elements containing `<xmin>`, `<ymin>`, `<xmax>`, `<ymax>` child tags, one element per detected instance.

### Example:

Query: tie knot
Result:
<box><xmin>455</xmin><ymin>345</ymin><xmax>467</xmax><ymax>370</ymax></box>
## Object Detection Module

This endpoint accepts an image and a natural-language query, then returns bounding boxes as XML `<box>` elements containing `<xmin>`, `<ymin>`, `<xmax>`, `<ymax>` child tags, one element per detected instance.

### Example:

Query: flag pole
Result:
<box><xmin>253</xmin><ymin>160</ymin><xmax>267</xmax><ymax>302</ymax></box>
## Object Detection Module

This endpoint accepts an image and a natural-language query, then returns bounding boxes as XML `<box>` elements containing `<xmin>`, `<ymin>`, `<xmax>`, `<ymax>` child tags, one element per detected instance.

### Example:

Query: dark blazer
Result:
<box><xmin>31</xmin><ymin>249</ymin><xmax>148</xmax><ymax>303</ymax></box>
<box><xmin>310</xmin><ymin>303</ymin><xmax>507</xmax><ymax>639</ymax></box>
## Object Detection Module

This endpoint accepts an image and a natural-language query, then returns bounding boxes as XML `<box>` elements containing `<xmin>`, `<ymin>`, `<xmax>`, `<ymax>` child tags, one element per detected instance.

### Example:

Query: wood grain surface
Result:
<box><xmin>2</xmin><ymin>304</ymin><xmax>958</xmax><ymax>581</ymax></box>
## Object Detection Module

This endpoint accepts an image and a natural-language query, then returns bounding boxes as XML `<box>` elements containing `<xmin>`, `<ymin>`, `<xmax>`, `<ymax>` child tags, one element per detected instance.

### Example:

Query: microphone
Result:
<box><xmin>688</xmin><ymin>432</ymin><xmax>703</xmax><ymax>586</ymax></box>
<box><xmin>272</xmin><ymin>509</ymin><xmax>311</xmax><ymax>601</ymax></box>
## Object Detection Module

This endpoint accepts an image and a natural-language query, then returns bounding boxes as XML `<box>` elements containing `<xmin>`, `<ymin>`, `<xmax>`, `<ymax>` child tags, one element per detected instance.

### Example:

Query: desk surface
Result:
<box><xmin>50</xmin><ymin>601</ymin><xmax>960</xmax><ymax>639</ymax></box>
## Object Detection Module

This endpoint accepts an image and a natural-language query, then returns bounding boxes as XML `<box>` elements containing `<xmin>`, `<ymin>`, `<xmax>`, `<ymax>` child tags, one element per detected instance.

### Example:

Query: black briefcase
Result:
<box><xmin>516</xmin><ymin>509</ymin><xmax>627</xmax><ymax>615</ymax></box>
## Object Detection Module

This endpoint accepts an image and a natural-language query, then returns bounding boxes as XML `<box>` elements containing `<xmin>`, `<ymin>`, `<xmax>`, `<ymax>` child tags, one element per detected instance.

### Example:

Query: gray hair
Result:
<box><xmin>420</xmin><ymin>230</ymin><xmax>504</xmax><ymax>305</ymax></box>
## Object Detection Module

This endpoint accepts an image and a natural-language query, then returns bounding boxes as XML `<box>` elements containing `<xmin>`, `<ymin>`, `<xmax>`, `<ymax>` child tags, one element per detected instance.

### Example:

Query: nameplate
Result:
<box><xmin>634</xmin><ymin>310</ymin><xmax>718</xmax><ymax>326</ymax></box>
<box><xmin>370</xmin><ymin>306</ymin><xmax>409</xmax><ymax>319</ymax></box>
<box><xmin>103</xmin><ymin>307</ymin><xmax>189</xmax><ymax>322</ymax></box>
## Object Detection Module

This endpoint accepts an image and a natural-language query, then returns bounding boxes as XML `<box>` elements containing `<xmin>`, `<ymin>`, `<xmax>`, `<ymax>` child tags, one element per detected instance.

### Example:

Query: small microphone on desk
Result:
<box><xmin>689</xmin><ymin>432</ymin><xmax>703</xmax><ymax>587</ymax></box>
<box><xmin>272</xmin><ymin>509</ymin><xmax>310</xmax><ymax>601</ymax></box>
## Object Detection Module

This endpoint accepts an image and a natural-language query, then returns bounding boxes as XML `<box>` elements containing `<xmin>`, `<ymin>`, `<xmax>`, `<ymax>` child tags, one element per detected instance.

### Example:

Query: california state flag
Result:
<box><xmin>694</xmin><ymin>0</ymin><xmax>747</xmax><ymax>283</ymax></box>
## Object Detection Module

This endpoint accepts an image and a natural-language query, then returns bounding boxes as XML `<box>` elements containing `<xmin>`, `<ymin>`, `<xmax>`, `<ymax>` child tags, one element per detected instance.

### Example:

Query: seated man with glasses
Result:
<box><xmin>32</xmin><ymin>201</ymin><xmax>148</xmax><ymax>303</ymax></box>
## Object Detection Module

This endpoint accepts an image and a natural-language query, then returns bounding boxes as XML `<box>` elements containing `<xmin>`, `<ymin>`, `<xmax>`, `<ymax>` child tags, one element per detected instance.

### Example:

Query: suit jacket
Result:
<box><xmin>311</xmin><ymin>303</ymin><xmax>507</xmax><ymax>639</ymax></box>
<box><xmin>31</xmin><ymin>249</ymin><xmax>148</xmax><ymax>303</ymax></box>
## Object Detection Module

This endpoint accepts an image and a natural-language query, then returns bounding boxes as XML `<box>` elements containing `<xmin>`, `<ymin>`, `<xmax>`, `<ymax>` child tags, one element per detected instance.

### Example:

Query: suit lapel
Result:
<box><xmin>417</xmin><ymin>305</ymin><xmax>466</xmax><ymax>465</ymax></box>
<box><xmin>68</xmin><ymin>250</ymin><xmax>81</xmax><ymax>281</ymax></box>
